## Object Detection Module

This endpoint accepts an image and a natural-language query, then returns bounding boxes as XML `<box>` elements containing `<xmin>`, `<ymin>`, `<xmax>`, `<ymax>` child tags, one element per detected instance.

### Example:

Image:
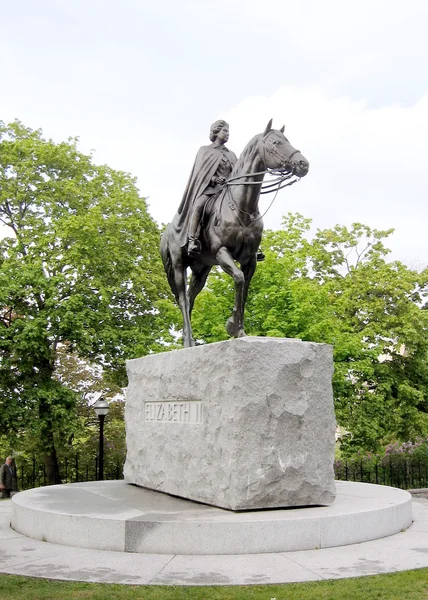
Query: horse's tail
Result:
<box><xmin>160</xmin><ymin>226</ymin><xmax>179</xmax><ymax>304</ymax></box>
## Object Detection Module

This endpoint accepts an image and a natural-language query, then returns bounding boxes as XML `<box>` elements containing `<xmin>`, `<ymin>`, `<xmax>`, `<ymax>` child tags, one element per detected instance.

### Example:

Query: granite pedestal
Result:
<box><xmin>124</xmin><ymin>337</ymin><xmax>336</xmax><ymax>510</ymax></box>
<box><xmin>10</xmin><ymin>481</ymin><xmax>413</xmax><ymax>555</ymax></box>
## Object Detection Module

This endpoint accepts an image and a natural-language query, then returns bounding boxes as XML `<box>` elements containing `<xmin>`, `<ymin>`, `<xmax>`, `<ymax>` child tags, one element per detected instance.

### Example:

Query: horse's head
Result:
<box><xmin>261</xmin><ymin>119</ymin><xmax>309</xmax><ymax>177</ymax></box>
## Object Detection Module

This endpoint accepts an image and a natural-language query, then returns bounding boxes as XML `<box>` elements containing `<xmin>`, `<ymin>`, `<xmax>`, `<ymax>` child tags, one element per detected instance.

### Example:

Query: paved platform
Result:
<box><xmin>10</xmin><ymin>481</ymin><xmax>412</xmax><ymax>554</ymax></box>
<box><xmin>0</xmin><ymin>486</ymin><xmax>427</xmax><ymax>585</ymax></box>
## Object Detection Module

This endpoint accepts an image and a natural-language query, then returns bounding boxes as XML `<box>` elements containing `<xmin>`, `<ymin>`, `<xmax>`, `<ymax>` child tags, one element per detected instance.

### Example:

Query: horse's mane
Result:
<box><xmin>230</xmin><ymin>134</ymin><xmax>262</xmax><ymax>178</ymax></box>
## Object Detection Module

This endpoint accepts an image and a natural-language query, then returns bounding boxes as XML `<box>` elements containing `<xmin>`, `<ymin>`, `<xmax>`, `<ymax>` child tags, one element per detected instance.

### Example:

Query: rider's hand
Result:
<box><xmin>216</xmin><ymin>176</ymin><xmax>226</xmax><ymax>185</ymax></box>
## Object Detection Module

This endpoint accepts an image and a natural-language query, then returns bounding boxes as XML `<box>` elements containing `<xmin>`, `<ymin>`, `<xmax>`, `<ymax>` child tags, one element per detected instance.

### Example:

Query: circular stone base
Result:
<box><xmin>11</xmin><ymin>480</ymin><xmax>412</xmax><ymax>555</ymax></box>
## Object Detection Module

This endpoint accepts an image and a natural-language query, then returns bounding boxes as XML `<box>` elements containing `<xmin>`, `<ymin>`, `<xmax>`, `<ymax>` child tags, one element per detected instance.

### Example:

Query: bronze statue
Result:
<box><xmin>161</xmin><ymin>119</ymin><xmax>309</xmax><ymax>347</ymax></box>
<box><xmin>181</xmin><ymin>119</ymin><xmax>238</xmax><ymax>256</ymax></box>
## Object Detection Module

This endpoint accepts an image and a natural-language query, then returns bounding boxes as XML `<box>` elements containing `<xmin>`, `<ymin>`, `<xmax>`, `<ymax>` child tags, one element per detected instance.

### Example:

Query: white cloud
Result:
<box><xmin>218</xmin><ymin>87</ymin><xmax>428</xmax><ymax>267</ymax></box>
<box><xmin>122</xmin><ymin>85</ymin><xmax>427</xmax><ymax>267</ymax></box>
<box><xmin>2</xmin><ymin>85</ymin><xmax>427</xmax><ymax>269</ymax></box>
<box><xmin>1</xmin><ymin>1</ymin><xmax>428</xmax><ymax>267</ymax></box>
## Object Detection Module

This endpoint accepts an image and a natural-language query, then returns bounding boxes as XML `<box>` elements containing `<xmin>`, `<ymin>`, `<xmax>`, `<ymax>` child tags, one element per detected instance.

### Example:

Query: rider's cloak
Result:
<box><xmin>172</xmin><ymin>144</ymin><xmax>237</xmax><ymax>247</ymax></box>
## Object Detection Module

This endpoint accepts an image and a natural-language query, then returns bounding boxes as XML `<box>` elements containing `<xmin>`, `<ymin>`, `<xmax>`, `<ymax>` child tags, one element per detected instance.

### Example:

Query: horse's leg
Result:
<box><xmin>173</xmin><ymin>262</ymin><xmax>194</xmax><ymax>348</ymax></box>
<box><xmin>216</xmin><ymin>247</ymin><xmax>246</xmax><ymax>338</ymax></box>
<box><xmin>241</xmin><ymin>255</ymin><xmax>257</xmax><ymax>309</ymax></box>
<box><xmin>188</xmin><ymin>265</ymin><xmax>211</xmax><ymax>317</ymax></box>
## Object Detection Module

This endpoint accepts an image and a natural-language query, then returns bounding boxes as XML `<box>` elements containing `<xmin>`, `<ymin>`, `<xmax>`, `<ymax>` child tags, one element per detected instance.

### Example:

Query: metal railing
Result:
<box><xmin>13</xmin><ymin>453</ymin><xmax>428</xmax><ymax>493</ymax></box>
<box><xmin>13</xmin><ymin>454</ymin><xmax>124</xmax><ymax>491</ymax></box>
<box><xmin>335</xmin><ymin>456</ymin><xmax>428</xmax><ymax>490</ymax></box>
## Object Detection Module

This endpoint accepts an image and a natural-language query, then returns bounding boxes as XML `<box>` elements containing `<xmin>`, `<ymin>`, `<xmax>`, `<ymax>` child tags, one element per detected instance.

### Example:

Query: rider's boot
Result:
<box><xmin>188</xmin><ymin>236</ymin><xmax>201</xmax><ymax>256</ymax></box>
<box><xmin>256</xmin><ymin>249</ymin><xmax>265</xmax><ymax>262</ymax></box>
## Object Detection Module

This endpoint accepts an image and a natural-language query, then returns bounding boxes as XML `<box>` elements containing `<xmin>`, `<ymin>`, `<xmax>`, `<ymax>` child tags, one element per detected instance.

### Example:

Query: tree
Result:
<box><xmin>311</xmin><ymin>222</ymin><xmax>428</xmax><ymax>453</ymax></box>
<box><xmin>191</xmin><ymin>213</ymin><xmax>428</xmax><ymax>453</ymax></box>
<box><xmin>0</xmin><ymin>346</ymin><xmax>128</xmax><ymax>479</ymax></box>
<box><xmin>192</xmin><ymin>214</ymin><xmax>336</xmax><ymax>343</ymax></box>
<box><xmin>54</xmin><ymin>345</ymin><xmax>127</xmax><ymax>472</ymax></box>
<box><xmin>0</xmin><ymin>120</ymin><xmax>176</xmax><ymax>483</ymax></box>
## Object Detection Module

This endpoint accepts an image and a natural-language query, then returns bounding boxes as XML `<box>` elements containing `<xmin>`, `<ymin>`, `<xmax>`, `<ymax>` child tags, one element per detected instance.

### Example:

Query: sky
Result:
<box><xmin>2</xmin><ymin>0</ymin><xmax>428</xmax><ymax>268</ymax></box>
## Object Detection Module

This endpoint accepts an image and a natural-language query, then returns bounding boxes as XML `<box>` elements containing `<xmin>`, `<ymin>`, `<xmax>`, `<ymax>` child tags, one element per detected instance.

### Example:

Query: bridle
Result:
<box><xmin>224</xmin><ymin>132</ymin><xmax>302</xmax><ymax>224</ymax></box>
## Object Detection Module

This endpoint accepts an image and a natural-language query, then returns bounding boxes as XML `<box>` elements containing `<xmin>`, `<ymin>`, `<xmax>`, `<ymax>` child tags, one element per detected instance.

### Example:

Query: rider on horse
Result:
<box><xmin>161</xmin><ymin>119</ymin><xmax>309</xmax><ymax>346</ymax></box>
<box><xmin>176</xmin><ymin>120</ymin><xmax>264</xmax><ymax>260</ymax></box>
<box><xmin>177</xmin><ymin>119</ymin><xmax>237</xmax><ymax>257</ymax></box>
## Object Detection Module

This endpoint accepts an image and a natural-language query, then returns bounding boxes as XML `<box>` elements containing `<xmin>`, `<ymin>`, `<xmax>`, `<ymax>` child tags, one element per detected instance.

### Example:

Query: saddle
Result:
<box><xmin>200</xmin><ymin>188</ymin><xmax>225</xmax><ymax>230</ymax></box>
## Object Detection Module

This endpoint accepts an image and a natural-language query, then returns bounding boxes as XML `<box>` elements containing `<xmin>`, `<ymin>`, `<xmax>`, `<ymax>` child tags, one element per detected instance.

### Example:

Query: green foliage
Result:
<box><xmin>192</xmin><ymin>213</ymin><xmax>428</xmax><ymax>453</ymax></box>
<box><xmin>313</xmin><ymin>222</ymin><xmax>428</xmax><ymax>453</ymax></box>
<box><xmin>0</xmin><ymin>120</ymin><xmax>176</xmax><ymax>478</ymax></box>
<box><xmin>335</xmin><ymin>437</ymin><xmax>428</xmax><ymax>489</ymax></box>
<box><xmin>52</xmin><ymin>347</ymin><xmax>126</xmax><ymax>471</ymax></box>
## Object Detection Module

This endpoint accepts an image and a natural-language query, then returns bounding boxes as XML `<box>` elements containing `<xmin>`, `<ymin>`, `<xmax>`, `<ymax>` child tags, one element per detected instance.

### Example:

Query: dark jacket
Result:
<box><xmin>173</xmin><ymin>144</ymin><xmax>237</xmax><ymax>246</ymax></box>
<box><xmin>0</xmin><ymin>463</ymin><xmax>16</xmax><ymax>490</ymax></box>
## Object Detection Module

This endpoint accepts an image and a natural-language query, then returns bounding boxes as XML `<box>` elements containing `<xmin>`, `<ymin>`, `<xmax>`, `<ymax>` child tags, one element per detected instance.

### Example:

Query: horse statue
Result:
<box><xmin>160</xmin><ymin>119</ymin><xmax>309</xmax><ymax>347</ymax></box>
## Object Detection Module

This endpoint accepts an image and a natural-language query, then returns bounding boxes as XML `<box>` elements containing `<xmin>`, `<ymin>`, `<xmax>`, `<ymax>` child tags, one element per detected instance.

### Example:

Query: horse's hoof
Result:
<box><xmin>226</xmin><ymin>318</ymin><xmax>236</xmax><ymax>336</ymax></box>
<box><xmin>226</xmin><ymin>317</ymin><xmax>244</xmax><ymax>338</ymax></box>
<box><xmin>183</xmin><ymin>338</ymin><xmax>196</xmax><ymax>348</ymax></box>
<box><xmin>237</xmin><ymin>331</ymin><xmax>247</xmax><ymax>338</ymax></box>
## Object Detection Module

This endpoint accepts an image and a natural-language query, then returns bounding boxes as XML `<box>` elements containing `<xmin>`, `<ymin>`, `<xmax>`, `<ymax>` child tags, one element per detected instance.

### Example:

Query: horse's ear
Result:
<box><xmin>263</xmin><ymin>119</ymin><xmax>273</xmax><ymax>135</ymax></box>
<box><xmin>279</xmin><ymin>125</ymin><xmax>285</xmax><ymax>133</ymax></box>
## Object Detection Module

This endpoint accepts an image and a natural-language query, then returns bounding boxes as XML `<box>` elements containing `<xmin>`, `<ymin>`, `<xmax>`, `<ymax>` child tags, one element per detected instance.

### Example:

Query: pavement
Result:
<box><xmin>1</xmin><ymin>496</ymin><xmax>428</xmax><ymax>586</ymax></box>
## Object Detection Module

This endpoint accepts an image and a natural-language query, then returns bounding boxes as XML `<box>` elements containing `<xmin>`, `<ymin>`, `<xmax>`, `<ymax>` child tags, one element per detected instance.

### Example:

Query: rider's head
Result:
<box><xmin>210</xmin><ymin>120</ymin><xmax>229</xmax><ymax>142</ymax></box>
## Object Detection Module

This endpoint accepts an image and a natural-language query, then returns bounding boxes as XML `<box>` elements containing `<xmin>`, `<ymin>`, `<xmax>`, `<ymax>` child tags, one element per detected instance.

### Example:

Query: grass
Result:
<box><xmin>1</xmin><ymin>569</ymin><xmax>428</xmax><ymax>600</ymax></box>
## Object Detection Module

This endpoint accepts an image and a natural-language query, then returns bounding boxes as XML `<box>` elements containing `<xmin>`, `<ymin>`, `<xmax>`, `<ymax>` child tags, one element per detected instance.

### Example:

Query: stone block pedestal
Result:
<box><xmin>124</xmin><ymin>337</ymin><xmax>336</xmax><ymax>510</ymax></box>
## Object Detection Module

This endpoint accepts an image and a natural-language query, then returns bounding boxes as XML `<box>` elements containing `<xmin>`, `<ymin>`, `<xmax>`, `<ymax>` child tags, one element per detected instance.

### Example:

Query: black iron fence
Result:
<box><xmin>335</xmin><ymin>456</ymin><xmax>428</xmax><ymax>490</ymax></box>
<box><xmin>12</xmin><ymin>453</ymin><xmax>428</xmax><ymax>493</ymax></box>
<box><xmin>13</xmin><ymin>454</ymin><xmax>125</xmax><ymax>491</ymax></box>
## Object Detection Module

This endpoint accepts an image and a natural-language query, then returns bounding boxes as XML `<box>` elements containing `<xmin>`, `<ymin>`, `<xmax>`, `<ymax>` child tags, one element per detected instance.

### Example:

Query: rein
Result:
<box><xmin>225</xmin><ymin>175</ymin><xmax>300</xmax><ymax>226</ymax></box>
<box><xmin>224</xmin><ymin>146</ymin><xmax>302</xmax><ymax>225</ymax></box>
<box><xmin>227</xmin><ymin>169</ymin><xmax>299</xmax><ymax>193</ymax></box>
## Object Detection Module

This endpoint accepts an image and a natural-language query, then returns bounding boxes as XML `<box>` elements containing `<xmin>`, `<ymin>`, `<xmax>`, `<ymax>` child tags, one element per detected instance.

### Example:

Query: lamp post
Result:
<box><xmin>93</xmin><ymin>398</ymin><xmax>110</xmax><ymax>481</ymax></box>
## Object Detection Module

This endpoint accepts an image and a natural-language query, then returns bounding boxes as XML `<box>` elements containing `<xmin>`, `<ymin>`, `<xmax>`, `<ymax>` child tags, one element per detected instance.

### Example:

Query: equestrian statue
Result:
<box><xmin>160</xmin><ymin>119</ymin><xmax>309</xmax><ymax>347</ymax></box>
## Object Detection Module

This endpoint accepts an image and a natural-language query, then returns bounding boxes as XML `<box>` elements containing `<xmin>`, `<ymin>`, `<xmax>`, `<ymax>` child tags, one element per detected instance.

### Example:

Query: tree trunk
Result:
<box><xmin>39</xmin><ymin>396</ymin><xmax>62</xmax><ymax>485</ymax></box>
<box><xmin>43</xmin><ymin>437</ymin><xmax>62</xmax><ymax>485</ymax></box>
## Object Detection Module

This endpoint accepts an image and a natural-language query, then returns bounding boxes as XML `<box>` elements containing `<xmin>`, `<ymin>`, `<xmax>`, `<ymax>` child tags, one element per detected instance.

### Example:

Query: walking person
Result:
<box><xmin>0</xmin><ymin>456</ymin><xmax>17</xmax><ymax>499</ymax></box>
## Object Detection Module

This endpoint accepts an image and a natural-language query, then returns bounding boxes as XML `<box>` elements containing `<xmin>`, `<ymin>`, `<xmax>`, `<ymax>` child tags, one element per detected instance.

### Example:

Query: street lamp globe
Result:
<box><xmin>93</xmin><ymin>398</ymin><xmax>110</xmax><ymax>417</ymax></box>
